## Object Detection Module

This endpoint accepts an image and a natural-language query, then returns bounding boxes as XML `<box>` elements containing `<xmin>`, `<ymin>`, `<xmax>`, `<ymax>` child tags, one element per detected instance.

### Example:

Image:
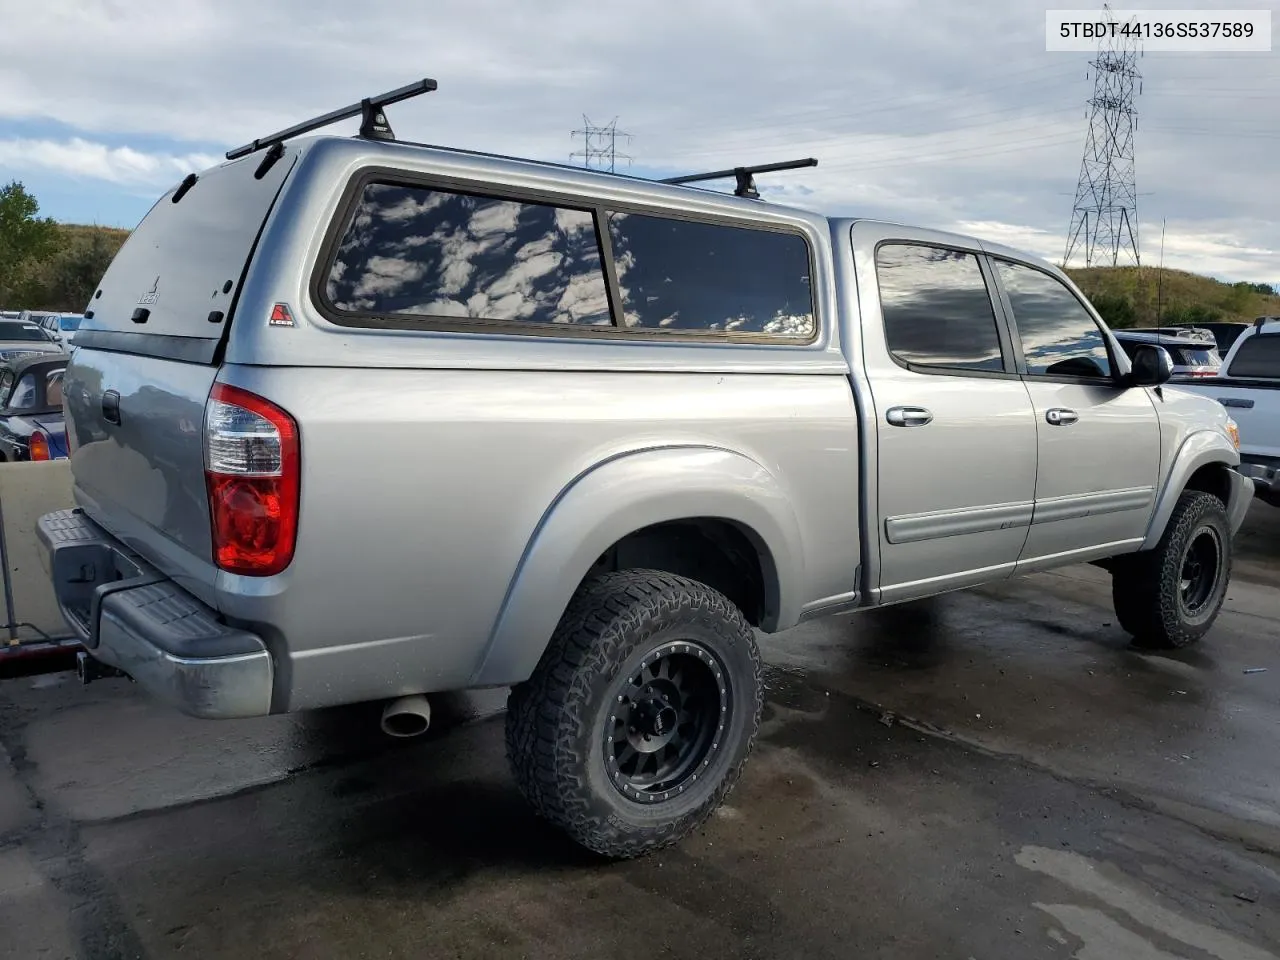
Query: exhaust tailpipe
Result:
<box><xmin>380</xmin><ymin>694</ymin><xmax>432</xmax><ymax>738</ymax></box>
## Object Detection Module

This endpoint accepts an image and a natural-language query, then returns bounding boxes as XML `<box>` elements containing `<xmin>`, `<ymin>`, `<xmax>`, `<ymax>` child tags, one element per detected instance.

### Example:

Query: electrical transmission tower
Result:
<box><xmin>1064</xmin><ymin>5</ymin><xmax>1142</xmax><ymax>267</ymax></box>
<box><xmin>570</xmin><ymin>116</ymin><xmax>632</xmax><ymax>172</ymax></box>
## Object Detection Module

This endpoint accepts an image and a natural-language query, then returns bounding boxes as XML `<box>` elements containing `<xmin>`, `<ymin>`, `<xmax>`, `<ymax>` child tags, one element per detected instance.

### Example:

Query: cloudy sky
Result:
<box><xmin>0</xmin><ymin>0</ymin><xmax>1276</xmax><ymax>282</ymax></box>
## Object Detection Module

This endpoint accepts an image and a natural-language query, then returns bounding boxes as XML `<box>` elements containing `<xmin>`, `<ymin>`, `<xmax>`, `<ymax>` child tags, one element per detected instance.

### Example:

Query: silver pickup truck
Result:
<box><xmin>37</xmin><ymin>84</ymin><xmax>1252</xmax><ymax>858</ymax></box>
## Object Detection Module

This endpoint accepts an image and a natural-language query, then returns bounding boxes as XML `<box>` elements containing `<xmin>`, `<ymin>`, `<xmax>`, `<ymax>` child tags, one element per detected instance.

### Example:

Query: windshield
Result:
<box><xmin>59</xmin><ymin>316</ymin><xmax>82</xmax><ymax>331</ymax></box>
<box><xmin>0</xmin><ymin>321</ymin><xmax>51</xmax><ymax>342</ymax></box>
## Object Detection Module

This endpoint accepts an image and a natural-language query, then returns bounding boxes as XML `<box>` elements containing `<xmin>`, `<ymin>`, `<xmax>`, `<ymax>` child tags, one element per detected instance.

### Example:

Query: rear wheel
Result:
<box><xmin>1111</xmin><ymin>491</ymin><xmax>1232</xmax><ymax>649</ymax></box>
<box><xmin>505</xmin><ymin>569</ymin><xmax>763</xmax><ymax>858</ymax></box>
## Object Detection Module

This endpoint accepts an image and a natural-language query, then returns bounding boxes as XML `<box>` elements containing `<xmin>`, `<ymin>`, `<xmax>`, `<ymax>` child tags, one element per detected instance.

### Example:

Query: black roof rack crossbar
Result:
<box><xmin>661</xmin><ymin>157</ymin><xmax>818</xmax><ymax>199</ymax></box>
<box><xmin>225</xmin><ymin>78</ymin><xmax>438</xmax><ymax>161</ymax></box>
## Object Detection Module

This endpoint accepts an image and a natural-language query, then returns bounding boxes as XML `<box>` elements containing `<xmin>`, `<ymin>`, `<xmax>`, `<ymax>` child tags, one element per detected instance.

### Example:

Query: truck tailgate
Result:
<box><xmin>65</xmin><ymin>352</ymin><xmax>218</xmax><ymax>571</ymax></box>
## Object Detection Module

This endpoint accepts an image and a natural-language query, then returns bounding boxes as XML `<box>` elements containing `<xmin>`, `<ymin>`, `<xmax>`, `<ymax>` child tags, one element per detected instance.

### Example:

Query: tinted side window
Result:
<box><xmin>875</xmin><ymin>244</ymin><xmax>1004</xmax><ymax>371</ymax></box>
<box><xmin>607</xmin><ymin>213</ymin><xmax>814</xmax><ymax>337</ymax></box>
<box><xmin>325</xmin><ymin>182</ymin><xmax>611</xmax><ymax>326</ymax></box>
<box><xmin>1227</xmin><ymin>334</ymin><xmax>1280</xmax><ymax>379</ymax></box>
<box><xmin>996</xmin><ymin>262</ymin><xmax>1112</xmax><ymax>378</ymax></box>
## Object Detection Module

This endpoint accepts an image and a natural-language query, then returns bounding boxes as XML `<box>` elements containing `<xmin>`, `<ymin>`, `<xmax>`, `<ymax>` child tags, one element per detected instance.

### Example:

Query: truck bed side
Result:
<box><xmin>214</xmin><ymin>364</ymin><xmax>861</xmax><ymax>710</ymax></box>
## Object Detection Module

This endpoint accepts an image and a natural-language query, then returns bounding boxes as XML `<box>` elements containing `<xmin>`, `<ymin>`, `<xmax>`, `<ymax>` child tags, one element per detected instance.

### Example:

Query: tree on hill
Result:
<box><xmin>34</xmin><ymin>227</ymin><xmax>126</xmax><ymax>311</ymax></box>
<box><xmin>0</xmin><ymin>181</ymin><xmax>59</xmax><ymax>306</ymax></box>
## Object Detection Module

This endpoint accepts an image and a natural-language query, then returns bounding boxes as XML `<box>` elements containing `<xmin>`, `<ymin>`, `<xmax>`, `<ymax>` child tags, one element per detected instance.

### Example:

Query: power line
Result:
<box><xmin>631</xmin><ymin>62</ymin><xmax>1084</xmax><ymax>147</ymax></box>
<box><xmin>662</xmin><ymin>103</ymin><xmax>1081</xmax><ymax>164</ymax></box>
<box><xmin>816</xmin><ymin>130</ymin><xmax>1081</xmax><ymax>175</ymax></box>
<box><xmin>570</xmin><ymin>116</ymin><xmax>632</xmax><ymax>172</ymax></box>
<box><xmin>1065</xmin><ymin>3</ymin><xmax>1142</xmax><ymax>268</ymax></box>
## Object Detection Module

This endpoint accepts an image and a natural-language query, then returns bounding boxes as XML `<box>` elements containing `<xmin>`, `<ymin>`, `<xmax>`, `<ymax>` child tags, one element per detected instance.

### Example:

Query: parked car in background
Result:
<box><xmin>18</xmin><ymin>309</ymin><xmax>58</xmax><ymax>330</ymax></box>
<box><xmin>1183</xmin><ymin>321</ymin><xmax>1254</xmax><ymax>357</ymax></box>
<box><xmin>1174</xmin><ymin>318</ymin><xmax>1280</xmax><ymax>507</ymax></box>
<box><xmin>1113</xmin><ymin>328</ymin><xmax>1222</xmax><ymax>378</ymax></box>
<box><xmin>36</xmin><ymin>84</ymin><xmax>1253</xmax><ymax>860</ymax></box>
<box><xmin>0</xmin><ymin>319</ymin><xmax>64</xmax><ymax>363</ymax></box>
<box><xmin>0</xmin><ymin>355</ymin><xmax>69</xmax><ymax>462</ymax></box>
<box><xmin>35</xmin><ymin>312</ymin><xmax>83</xmax><ymax>346</ymax></box>
<box><xmin>0</xmin><ymin>310</ymin><xmax>22</xmax><ymax>320</ymax></box>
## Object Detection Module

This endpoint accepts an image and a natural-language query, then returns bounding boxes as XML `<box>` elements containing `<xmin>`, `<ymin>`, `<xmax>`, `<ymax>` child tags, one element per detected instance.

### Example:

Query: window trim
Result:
<box><xmin>309</xmin><ymin>167</ymin><xmax>821</xmax><ymax>346</ymax></box>
<box><xmin>988</xmin><ymin>255</ymin><xmax>1121</xmax><ymax>386</ymax></box>
<box><xmin>872</xmin><ymin>239</ymin><xmax>1019</xmax><ymax>379</ymax></box>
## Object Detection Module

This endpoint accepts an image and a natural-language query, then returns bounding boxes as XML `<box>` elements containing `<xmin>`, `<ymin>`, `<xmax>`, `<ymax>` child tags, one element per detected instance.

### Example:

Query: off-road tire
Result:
<box><xmin>1111</xmin><ymin>491</ymin><xmax>1232</xmax><ymax>649</ymax></box>
<box><xmin>505</xmin><ymin>569</ymin><xmax>763</xmax><ymax>859</ymax></box>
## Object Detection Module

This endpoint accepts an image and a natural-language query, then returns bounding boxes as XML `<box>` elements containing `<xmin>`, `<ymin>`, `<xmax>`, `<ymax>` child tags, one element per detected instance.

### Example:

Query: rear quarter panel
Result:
<box><xmin>216</xmin><ymin>365</ymin><xmax>861</xmax><ymax>710</ymax></box>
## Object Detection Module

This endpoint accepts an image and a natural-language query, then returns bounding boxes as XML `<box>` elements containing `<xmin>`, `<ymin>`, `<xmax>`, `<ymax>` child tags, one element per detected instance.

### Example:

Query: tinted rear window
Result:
<box><xmin>0</xmin><ymin>321</ymin><xmax>49</xmax><ymax>342</ymax></box>
<box><xmin>1228</xmin><ymin>334</ymin><xmax>1280</xmax><ymax>379</ymax></box>
<box><xmin>324</xmin><ymin>183</ymin><xmax>610</xmax><ymax>326</ymax></box>
<box><xmin>875</xmin><ymin>243</ymin><xmax>1004</xmax><ymax>371</ymax></box>
<box><xmin>322</xmin><ymin>181</ymin><xmax>816</xmax><ymax>339</ymax></box>
<box><xmin>83</xmin><ymin>149</ymin><xmax>296</xmax><ymax>341</ymax></box>
<box><xmin>606</xmin><ymin>213</ymin><xmax>814</xmax><ymax>336</ymax></box>
<box><xmin>1172</xmin><ymin>346</ymin><xmax>1219</xmax><ymax>367</ymax></box>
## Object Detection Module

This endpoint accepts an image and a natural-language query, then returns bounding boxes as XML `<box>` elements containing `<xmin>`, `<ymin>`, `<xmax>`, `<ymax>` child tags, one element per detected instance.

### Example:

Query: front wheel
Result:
<box><xmin>505</xmin><ymin>569</ymin><xmax>763</xmax><ymax>858</ymax></box>
<box><xmin>1111</xmin><ymin>491</ymin><xmax>1232</xmax><ymax>649</ymax></box>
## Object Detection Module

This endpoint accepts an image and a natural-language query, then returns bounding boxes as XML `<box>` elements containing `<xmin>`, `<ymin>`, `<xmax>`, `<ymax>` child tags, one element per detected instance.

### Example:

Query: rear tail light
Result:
<box><xmin>29</xmin><ymin>430</ymin><xmax>50</xmax><ymax>461</ymax></box>
<box><xmin>204</xmin><ymin>383</ymin><xmax>299</xmax><ymax>576</ymax></box>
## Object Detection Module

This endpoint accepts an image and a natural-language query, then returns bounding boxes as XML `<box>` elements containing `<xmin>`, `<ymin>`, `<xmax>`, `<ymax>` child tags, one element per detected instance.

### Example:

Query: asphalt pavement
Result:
<box><xmin>2</xmin><ymin>505</ymin><xmax>1279</xmax><ymax>959</ymax></box>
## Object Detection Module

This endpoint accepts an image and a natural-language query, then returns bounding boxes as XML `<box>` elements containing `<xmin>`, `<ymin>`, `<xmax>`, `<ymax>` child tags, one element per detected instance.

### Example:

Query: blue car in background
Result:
<box><xmin>0</xmin><ymin>355</ymin><xmax>69</xmax><ymax>461</ymax></box>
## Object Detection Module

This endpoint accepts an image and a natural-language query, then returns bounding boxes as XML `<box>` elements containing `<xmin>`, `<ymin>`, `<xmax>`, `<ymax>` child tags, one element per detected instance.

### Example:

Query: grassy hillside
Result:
<box><xmin>1066</xmin><ymin>265</ymin><xmax>1280</xmax><ymax>329</ymax></box>
<box><xmin>12</xmin><ymin>223</ymin><xmax>130</xmax><ymax>312</ymax></box>
<box><xmin>58</xmin><ymin>223</ymin><xmax>130</xmax><ymax>250</ymax></box>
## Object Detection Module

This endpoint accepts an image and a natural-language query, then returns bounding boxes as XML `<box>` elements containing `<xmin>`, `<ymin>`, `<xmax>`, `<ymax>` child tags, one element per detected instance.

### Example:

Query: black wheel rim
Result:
<box><xmin>604</xmin><ymin>640</ymin><xmax>731</xmax><ymax>805</ymax></box>
<box><xmin>1180</xmin><ymin>526</ymin><xmax>1221</xmax><ymax>614</ymax></box>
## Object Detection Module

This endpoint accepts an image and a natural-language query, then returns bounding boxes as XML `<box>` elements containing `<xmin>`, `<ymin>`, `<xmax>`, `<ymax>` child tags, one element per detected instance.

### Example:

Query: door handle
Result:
<box><xmin>886</xmin><ymin>406</ymin><xmax>933</xmax><ymax>427</ymax></box>
<box><xmin>1045</xmin><ymin>407</ymin><xmax>1078</xmax><ymax>426</ymax></box>
<box><xmin>102</xmin><ymin>390</ymin><xmax>121</xmax><ymax>425</ymax></box>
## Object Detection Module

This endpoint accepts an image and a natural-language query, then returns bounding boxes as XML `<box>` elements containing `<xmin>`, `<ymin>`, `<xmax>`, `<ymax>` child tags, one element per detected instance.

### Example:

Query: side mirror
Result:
<box><xmin>1126</xmin><ymin>344</ymin><xmax>1174</xmax><ymax>387</ymax></box>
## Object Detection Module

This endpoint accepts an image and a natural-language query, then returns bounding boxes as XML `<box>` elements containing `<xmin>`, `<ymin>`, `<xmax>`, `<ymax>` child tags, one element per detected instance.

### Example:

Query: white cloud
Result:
<box><xmin>953</xmin><ymin>220</ymin><xmax>1064</xmax><ymax>261</ymax></box>
<box><xmin>0</xmin><ymin>136</ymin><xmax>218</xmax><ymax>187</ymax></box>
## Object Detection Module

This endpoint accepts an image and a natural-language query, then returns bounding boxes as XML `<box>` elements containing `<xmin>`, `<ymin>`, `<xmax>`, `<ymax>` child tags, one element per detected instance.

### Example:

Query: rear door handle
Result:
<box><xmin>1046</xmin><ymin>407</ymin><xmax>1078</xmax><ymax>426</ymax></box>
<box><xmin>102</xmin><ymin>390</ymin><xmax>121</xmax><ymax>425</ymax></box>
<box><xmin>886</xmin><ymin>406</ymin><xmax>933</xmax><ymax>427</ymax></box>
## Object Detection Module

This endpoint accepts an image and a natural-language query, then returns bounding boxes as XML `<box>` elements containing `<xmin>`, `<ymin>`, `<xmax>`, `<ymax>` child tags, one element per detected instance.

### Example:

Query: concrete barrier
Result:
<box><xmin>1</xmin><ymin>460</ymin><xmax>75</xmax><ymax>643</ymax></box>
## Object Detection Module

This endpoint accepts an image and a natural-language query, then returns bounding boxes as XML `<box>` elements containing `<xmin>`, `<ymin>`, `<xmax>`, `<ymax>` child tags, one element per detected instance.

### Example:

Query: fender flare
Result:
<box><xmin>469</xmin><ymin>445</ymin><xmax>806</xmax><ymax>687</ymax></box>
<box><xmin>1141</xmin><ymin>430</ymin><xmax>1242</xmax><ymax>550</ymax></box>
